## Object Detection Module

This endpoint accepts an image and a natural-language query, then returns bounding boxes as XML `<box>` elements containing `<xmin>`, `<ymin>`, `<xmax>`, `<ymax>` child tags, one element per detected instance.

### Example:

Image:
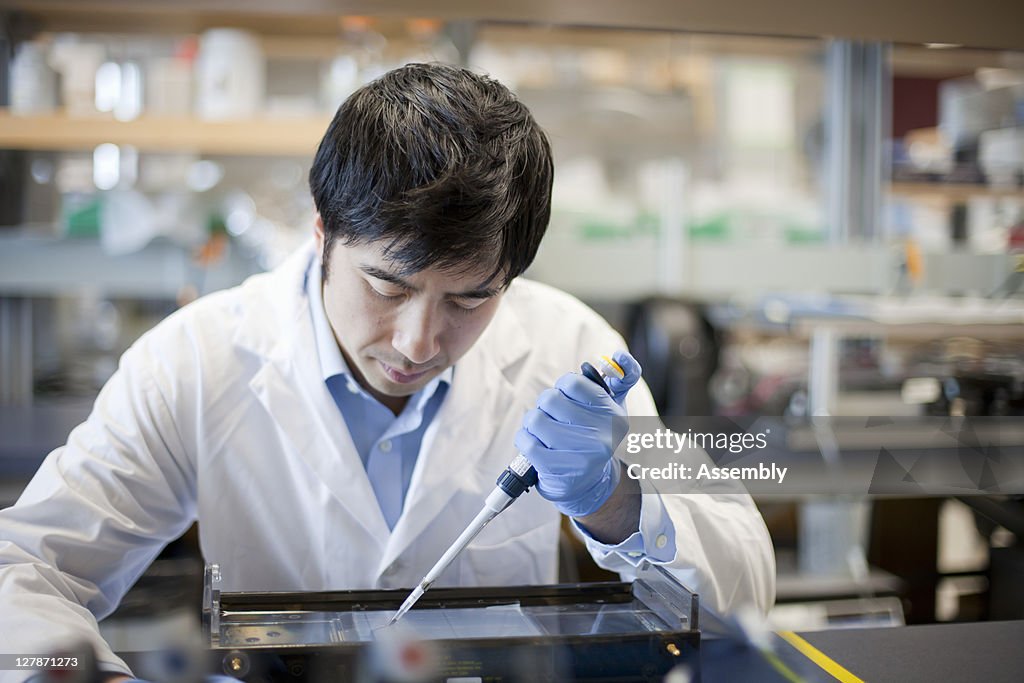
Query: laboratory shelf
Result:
<box><xmin>708</xmin><ymin>293</ymin><xmax>1024</xmax><ymax>340</ymax></box>
<box><xmin>0</xmin><ymin>234</ymin><xmax>257</xmax><ymax>298</ymax></box>
<box><xmin>889</xmin><ymin>182</ymin><xmax>1024</xmax><ymax>202</ymax></box>
<box><xmin>0</xmin><ymin>110</ymin><xmax>331</xmax><ymax>156</ymax></box>
<box><xmin>1</xmin><ymin>0</ymin><xmax>1022</xmax><ymax>50</ymax></box>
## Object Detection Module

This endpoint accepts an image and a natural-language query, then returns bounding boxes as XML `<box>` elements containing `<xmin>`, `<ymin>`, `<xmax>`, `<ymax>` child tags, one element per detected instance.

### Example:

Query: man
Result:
<box><xmin>0</xmin><ymin>63</ymin><xmax>774</xmax><ymax>679</ymax></box>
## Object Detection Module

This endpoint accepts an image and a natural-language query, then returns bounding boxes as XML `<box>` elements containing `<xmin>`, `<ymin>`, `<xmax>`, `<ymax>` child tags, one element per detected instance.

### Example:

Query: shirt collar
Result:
<box><xmin>305</xmin><ymin>256</ymin><xmax>452</xmax><ymax>399</ymax></box>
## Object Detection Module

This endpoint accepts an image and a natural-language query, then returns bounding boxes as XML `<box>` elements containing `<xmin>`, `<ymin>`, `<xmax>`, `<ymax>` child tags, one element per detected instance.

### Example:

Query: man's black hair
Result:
<box><xmin>310</xmin><ymin>62</ymin><xmax>553</xmax><ymax>288</ymax></box>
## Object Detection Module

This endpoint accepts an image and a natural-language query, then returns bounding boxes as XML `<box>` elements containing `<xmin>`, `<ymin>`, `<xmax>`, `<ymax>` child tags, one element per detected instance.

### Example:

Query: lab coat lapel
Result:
<box><xmin>380</xmin><ymin>305</ymin><xmax>532</xmax><ymax>573</ymax></box>
<box><xmin>245</xmin><ymin>254</ymin><xmax>390</xmax><ymax>549</ymax></box>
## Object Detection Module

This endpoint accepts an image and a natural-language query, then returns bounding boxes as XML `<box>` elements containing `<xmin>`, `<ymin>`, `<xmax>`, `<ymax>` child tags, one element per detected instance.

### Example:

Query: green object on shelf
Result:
<box><xmin>688</xmin><ymin>214</ymin><xmax>730</xmax><ymax>241</ymax></box>
<box><xmin>207</xmin><ymin>212</ymin><xmax>228</xmax><ymax>236</ymax></box>
<box><xmin>579</xmin><ymin>220</ymin><xmax>633</xmax><ymax>240</ymax></box>
<box><xmin>62</xmin><ymin>194</ymin><xmax>101</xmax><ymax>239</ymax></box>
<box><xmin>784</xmin><ymin>225</ymin><xmax>825</xmax><ymax>244</ymax></box>
<box><xmin>554</xmin><ymin>208</ymin><xmax>679</xmax><ymax>243</ymax></box>
<box><xmin>635</xmin><ymin>212</ymin><xmax>659</xmax><ymax>236</ymax></box>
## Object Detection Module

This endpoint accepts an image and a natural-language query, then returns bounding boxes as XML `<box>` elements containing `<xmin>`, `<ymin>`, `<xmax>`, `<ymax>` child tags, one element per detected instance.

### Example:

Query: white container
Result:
<box><xmin>147</xmin><ymin>56</ymin><xmax>193</xmax><ymax>117</ymax></box>
<box><xmin>798</xmin><ymin>499</ymin><xmax>871</xmax><ymax>577</ymax></box>
<box><xmin>979</xmin><ymin>127</ymin><xmax>1024</xmax><ymax>186</ymax></box>
<box><xmin>50</xmin><ymin>39</ymin><xmax>106</xmax><ymax>117</ymax></box>
<box><xmin>194</xmin><ymin>29</ymin><xmax>265</xmax><ymax>120</ymax></box>
<box><xmin>9</xmin><ymin>42</ymin><xmax>58</xmax><ymax>114</ymax></box>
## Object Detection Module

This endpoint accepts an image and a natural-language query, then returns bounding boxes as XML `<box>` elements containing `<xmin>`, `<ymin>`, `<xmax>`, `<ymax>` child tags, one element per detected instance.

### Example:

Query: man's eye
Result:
<box><xmin>449</xmin><ymin>298</ymin><xmax>486</xmax><ymax>312</ymax></box>
<box><xmin>367</xmin><ymin>282</ymin><xmax>403</xmax><ymax>300</ymax></box>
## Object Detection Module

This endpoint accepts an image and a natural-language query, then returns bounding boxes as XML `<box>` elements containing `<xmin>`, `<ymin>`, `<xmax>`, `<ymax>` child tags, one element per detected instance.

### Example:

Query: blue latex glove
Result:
<box><xmin>514</xmin><ymin>350</ymin><xmax>642</xmax><ymax>517</ymax></box>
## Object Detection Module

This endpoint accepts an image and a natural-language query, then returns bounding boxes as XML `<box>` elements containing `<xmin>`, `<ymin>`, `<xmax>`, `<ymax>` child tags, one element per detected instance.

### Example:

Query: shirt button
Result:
<box><xmin>628</xmin><ymin>552</ymin><xmax>643</xmax><ymax>558</ymax></box>
<box><xmin>655</xmin><ymin>534</ymin><xmax>668</xmax><ymax>549</ymax></box>
<box><xmin>379</xmin><ymin>439</ymin><xmax>393</xmax><ymax>453</ymax></box>
<box><xmin>346</xmin><ymin>381</ymin><xmax>359</xmax><ymax>394</ymax></box>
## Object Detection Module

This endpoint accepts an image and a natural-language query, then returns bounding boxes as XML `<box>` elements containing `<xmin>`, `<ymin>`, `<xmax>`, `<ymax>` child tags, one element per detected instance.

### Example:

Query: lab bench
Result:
<box><xmin>110</xmin><ymin>618</ymin><xmax>1024</xmax><ymax>682</ymax></box>
<box><xmin>693</xmin><ymin>620</ymin><xmax>1024</xmax><ymax>682</ymax></box>
<box><xmin>785</xmin><ymin>619</ymin><xmax>1024</xmax><ymax>683</ymax></box>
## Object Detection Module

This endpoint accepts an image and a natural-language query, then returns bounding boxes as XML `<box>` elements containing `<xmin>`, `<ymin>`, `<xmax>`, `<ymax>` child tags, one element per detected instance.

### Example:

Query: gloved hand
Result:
<box><xmin>514</xmin><ymin>350</ymin><xmax>642</xmax><ymax>518</ymax></box>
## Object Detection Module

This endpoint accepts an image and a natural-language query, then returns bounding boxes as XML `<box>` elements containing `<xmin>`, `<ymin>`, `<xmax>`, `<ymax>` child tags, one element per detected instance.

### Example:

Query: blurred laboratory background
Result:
<box><xmin>1</xmin><ymin>0</ymin><xmax>1024</xmax><ymax>652</ymax></box>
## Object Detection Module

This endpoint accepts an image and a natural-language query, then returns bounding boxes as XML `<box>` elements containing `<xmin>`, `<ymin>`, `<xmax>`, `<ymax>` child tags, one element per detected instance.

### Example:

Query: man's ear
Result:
<box><xmin>314</xmin><ymin>214</ymin><xmax>324</xmax><ymax>254</ymax></box>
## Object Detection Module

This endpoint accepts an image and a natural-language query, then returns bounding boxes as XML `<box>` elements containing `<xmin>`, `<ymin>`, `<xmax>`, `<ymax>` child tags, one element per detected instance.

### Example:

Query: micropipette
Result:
<box><xmin>387</xmin><ymin>355</ymin><xmax>626</xmax><ymax>627</ymax></box>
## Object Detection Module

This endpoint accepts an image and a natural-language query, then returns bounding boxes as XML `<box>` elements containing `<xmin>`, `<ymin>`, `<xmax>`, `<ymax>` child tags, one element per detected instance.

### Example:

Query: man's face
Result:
<box><xmin>315</xmin><ymin>220</ymin><xmax>505</xmax><ymax>411</ymax></box>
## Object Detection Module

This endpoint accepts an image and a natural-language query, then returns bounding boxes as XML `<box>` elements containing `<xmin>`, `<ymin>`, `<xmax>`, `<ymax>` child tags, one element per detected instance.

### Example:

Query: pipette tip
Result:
<box><xmin>387</xmin><ymin>584</ymin><xmax>425</xmax><ymax>627</ymax></box>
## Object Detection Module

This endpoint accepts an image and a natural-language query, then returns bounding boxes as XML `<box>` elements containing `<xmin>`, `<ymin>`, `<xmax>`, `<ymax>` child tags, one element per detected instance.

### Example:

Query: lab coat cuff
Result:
<box><xmin>573</xmin><ymin>478</ymin><xmax>677</xmax><ymax>566</ymax></box>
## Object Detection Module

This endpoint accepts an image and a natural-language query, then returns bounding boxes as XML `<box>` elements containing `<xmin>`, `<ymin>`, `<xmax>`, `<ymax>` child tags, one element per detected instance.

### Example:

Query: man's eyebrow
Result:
<box><xmin>453</xmin><ymin>285</ymin><xmax>501</xmax><ymax>300</ymax></box>
<box><xmin>360</xmin><ymin>264</ymin><xmax>500</xmax><ymax>299</ymax></box>
<box><xmin>360</xmin><ymin>265</ymin><xmax>417</xmax><ymax>291</ymax></box>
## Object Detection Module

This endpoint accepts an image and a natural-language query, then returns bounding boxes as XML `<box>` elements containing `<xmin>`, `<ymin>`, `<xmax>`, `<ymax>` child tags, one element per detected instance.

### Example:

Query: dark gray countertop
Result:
<box><xmin>797</xmin><ymin>619</ymin><xmax>1024</xmax><ymax>683</ymax></box>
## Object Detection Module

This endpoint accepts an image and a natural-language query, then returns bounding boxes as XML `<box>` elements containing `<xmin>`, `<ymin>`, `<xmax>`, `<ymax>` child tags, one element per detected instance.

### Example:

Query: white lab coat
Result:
<box><xmin>0</xmin><ymin>244</ymin><xmax>774</xmax><ymax>677</ymax></box>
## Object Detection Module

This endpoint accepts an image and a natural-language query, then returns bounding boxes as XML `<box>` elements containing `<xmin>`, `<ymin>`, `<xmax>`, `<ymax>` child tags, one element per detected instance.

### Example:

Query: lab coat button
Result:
<box><xmin>655</xmin><ymin>534</ymin><xmax>668</xmax><ymax>549</ymax></box>
<box><xmin>383</xmin><ymin>563</ymin><xmax>400</xmax><ymax>577</ymax></box>
<box><xmin>379</xmin><ymin>439</ymin><xmax>393</xmax><ymax>453</ymax></box>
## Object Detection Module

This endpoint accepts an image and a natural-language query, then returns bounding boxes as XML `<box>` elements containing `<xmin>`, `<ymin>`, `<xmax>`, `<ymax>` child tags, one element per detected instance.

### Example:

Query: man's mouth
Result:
<box><xmin>378</xmin><ymin>360</ymin><xmax>432</xmax><ymax>384</ymax></box>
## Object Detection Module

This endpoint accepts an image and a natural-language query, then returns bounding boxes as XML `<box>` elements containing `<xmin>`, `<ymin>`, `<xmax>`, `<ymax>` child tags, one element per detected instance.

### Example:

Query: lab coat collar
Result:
<box><xmin>245</xmin><ymin>243</ymin><xmax>391</xmax><ymax>548</ymax></box>
<box><xmin>231</xmin><ymin>243</ymin><xmax>315</xmax><ymax>360</ymax></box>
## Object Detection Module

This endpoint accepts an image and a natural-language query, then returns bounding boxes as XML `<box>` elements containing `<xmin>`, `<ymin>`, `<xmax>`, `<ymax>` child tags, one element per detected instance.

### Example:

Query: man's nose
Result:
<box><xmin>392</xmin><ymin>303</ymin><xmax>441</xmax><ymax>366</ymax></box>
